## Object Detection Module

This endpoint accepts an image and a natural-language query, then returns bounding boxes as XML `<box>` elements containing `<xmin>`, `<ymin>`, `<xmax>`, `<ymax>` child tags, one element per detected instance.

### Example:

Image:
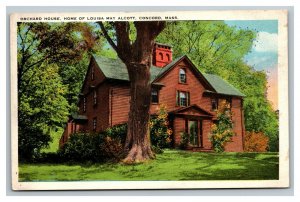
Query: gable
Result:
<box><xmin>81</xmin><ymin>57</ymin><xmax>106</xmax><ymax>94</ymax></box>
<box><xmin>153</xmin><ymin>56</ymin><xmax>215</xmax><ymax>91</ymax></box>
<box><xmin>169</xmin><ymin>105</ymin><xmax>213</xmax><ymax>117</ymax></box>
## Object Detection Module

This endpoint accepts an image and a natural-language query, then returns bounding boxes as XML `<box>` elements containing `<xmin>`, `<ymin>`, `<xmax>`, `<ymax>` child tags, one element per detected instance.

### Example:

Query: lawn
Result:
<box><xmin>19</xmin><ymin>150</ymin><xmax>279</xmax><ymax>181</ymax></box>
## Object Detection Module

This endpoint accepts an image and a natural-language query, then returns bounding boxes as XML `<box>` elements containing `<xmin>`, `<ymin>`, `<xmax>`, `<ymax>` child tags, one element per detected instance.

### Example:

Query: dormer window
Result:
<box><xmin>151</xmin><ymin>89</ymin><xmax>159</xmax><ymax>104</ymax></box>
<box><xmin>179</xmin><ymin>68</ymin><xmax>186</xmax><ymax>83</ymax></box>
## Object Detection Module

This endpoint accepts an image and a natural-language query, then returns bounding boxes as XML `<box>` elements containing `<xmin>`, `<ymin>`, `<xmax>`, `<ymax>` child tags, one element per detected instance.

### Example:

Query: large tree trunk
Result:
<box><xmin>123</xmin><ymin>61</ymin><xmax>154</xmax><ymax>163</ymax></box>
<box><xmin>97</xmin><ymin>21</ymin><xmax>165</xmax><ymax>163</ymax></box>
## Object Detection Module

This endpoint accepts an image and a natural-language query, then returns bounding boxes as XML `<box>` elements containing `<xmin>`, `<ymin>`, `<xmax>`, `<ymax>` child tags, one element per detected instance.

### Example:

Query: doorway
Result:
<box><xmin>188</xmin><ymin>120</ymin><xmax>203</xmax><ymax>147</ymax></box>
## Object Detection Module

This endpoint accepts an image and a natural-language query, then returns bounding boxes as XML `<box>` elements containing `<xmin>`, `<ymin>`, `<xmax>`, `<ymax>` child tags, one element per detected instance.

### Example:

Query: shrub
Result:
<box><xmin>58</xmin><ymin>132</ymin><xmax>106</xmax><ymax>162</ymax></box>
<box><xmin>105</xmin><ymin>123</ymin><xmax>127</xmax><ymax>144</ymax></box>
<box><xmin>151</xmin><ymin>145</ymin><xmax>164</xmax><ymax>154</ymax></box>
<box><xmin>179</xmin><ymin>132</ymin><xmax>189</xmax><ymax>149</ymax></box>
<box><xmin>244</xmin><ymin>131</ymin><xmax>269</xmax><ymax>152</ymax></box>
<box><xmin>210</xmin><ymin>99</ymin><xmax>234</xmax><ymax>152</ymax></box>
<box><xmin>150</xmin><ymin>104</ymin><xmax>172</xmax><ymax>150</ymax></box>
<box><xmin>59</xmin><ymin>124</ymin><xmax>128</xmax><ymax>163</ymax></box>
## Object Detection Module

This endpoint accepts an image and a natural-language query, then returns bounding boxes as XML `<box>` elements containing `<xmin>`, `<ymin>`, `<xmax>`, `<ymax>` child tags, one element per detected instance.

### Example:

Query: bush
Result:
<box><xmin>105</xmin><ymin>123</ymin><xmax>127</xmax><ymax>144</ymax></box>
<box><xmin>150</xmin><ymin>105</ymin><xmax>172</xmax><ymax>150</ymax></box>
<box><xmin>58</xmin><ymin>124</ymin><xmax>127</xmax><ymax>163</ymax></box>
<box><xmin>179</xmin><ymin>132</ymin><xmax>189</xmax><ymax>149</ymax></box>
<box><xmin>244</xmin><ymin>131</ymin><xmax>269</xmax><ymax>152</ymax></box>
<box><xmin>18</xmin><ymin>124</ymin><xmax>51</xmax><ymax>162</ymax></box>
<box><xmin>58</xmin><ymin>132</ymin><xmax>106</xmax><ymax>162</ymax></box>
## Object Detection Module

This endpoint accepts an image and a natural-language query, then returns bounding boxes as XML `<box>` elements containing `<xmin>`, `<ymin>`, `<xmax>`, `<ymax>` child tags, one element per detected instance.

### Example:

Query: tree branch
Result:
<box><xmin>96</xmin><ymin>21</ymin><xmax>119</xmax><ymax>53</ymax></box>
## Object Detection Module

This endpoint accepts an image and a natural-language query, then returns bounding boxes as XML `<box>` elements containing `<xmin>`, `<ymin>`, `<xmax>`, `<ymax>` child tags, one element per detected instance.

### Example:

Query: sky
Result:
<box><xmin>225</xmin><ymin>20</ymin><xmax>278</xmax><ymax>110</ymax></box>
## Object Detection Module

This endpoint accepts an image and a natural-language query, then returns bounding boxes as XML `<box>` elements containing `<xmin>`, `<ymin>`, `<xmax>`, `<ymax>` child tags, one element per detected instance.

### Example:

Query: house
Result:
<box><xmin>59</xmin><ymin>43</ymin><xmax>245</xmax><ymax>152</ymax></box>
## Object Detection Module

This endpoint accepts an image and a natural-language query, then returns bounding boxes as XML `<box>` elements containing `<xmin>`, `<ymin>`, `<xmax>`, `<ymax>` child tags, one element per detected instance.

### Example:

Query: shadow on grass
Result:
<box><xmin>179</xmin><ymin>153</ymin><xmax>279</xmax><ymax>180</ymax></box>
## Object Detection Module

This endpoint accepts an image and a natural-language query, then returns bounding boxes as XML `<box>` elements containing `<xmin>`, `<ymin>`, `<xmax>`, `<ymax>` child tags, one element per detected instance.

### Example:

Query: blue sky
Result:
<box><xmin>225</xmin><ymin>20</ymin><xmax>278</xmax><ymax>71</ymax></box>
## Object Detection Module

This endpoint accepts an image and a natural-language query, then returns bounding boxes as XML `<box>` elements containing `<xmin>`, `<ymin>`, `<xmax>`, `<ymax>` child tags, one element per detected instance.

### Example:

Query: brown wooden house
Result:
<box><xmin>60</xmin><ymin>43</ymin><xmax>245</xmax><ymax>152</ymax></box>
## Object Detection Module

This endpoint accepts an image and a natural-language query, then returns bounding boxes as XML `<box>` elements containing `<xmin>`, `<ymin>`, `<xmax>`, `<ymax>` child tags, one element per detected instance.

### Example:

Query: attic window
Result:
<box><xmin>179</xmin><ymin>68</ymin><xmax>186</xmax><ymax>83</ymax></box>
<box><xmin>91</xmin><ymin>66</ymin><xmax>95</xmax><ymax>80</ymax></box>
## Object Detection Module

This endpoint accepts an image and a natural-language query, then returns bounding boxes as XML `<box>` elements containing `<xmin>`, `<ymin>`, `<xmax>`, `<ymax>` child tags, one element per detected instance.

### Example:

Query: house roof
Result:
<box><xmin>70</xmin><ymin>113</ymin><xmax>88</xmax><ymax>121</ymax></box>
<box><xmin>92</xmin><ymin>54</ymin><xmax>245</xmax><ymax>97</ymax></box>
<box><xmin>203</xmin><ymin>74</ymin><xmax>245</xmax><ymax>97</ymax></box>
<box><xmin>93</xmin><ymin>55</ymin><xmax>163</xmax><ymax>83</ymax></box>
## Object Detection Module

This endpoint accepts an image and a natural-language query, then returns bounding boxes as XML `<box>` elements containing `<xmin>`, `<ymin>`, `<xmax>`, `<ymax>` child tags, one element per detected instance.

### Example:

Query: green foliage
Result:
<box><xmin>58</xmin><ymin>133</ymin><xmax>105</xmax><ymax>162</ymax></box>
<box><xmin>150</xmin><ymin>105</ymin><xmax>172</xmax><ymax>150</ymax></box>
<box><xmin>179</xmin><ymin>132</ymin><xmax>189</xmax><ymax>150</ymax></box>
<box><xmin>104</xmin><ymin>123</ymin><xmax>127</xmax><ymax>144</ymax></box>
<box><xmin>59</xmin><ymin>124</ymin><xmax>127</xmax><ymax>162</ymax></box>
<box><xmin>18</xmin><ymin>64</ymin><xmax>69</xmax><ymax>161</ymax></box>
<box><xmin>157</xmin><ymin>21</ymin><xmax>279</xmax><ymax>151</ymax></box>
<box><xmin>17</xmin><ymin>22</ymin><xmax>106</xmax><ymax>161</ymax></box>
<box><xmin>156</xmin><ymin>21</ymin><xmax>256</xmax><ymax>74</ymax></box>
<box><xmin>210</xmin><ymin>100</ymin><xmax>234</xmax><ymax>152</ymax></box>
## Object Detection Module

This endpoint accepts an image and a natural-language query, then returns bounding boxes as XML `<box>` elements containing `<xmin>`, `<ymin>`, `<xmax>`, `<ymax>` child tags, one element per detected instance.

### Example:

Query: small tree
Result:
<box><xmin>210</xmin><ymin>100</ymin><xmax>234</xmax><ymax>152</ymax></box>
<box><xmin>150</xmin><ymin>105</ymin><xmax>172</xmax><ymax>150</ymax></box>
<box><xmin>244</xmin><ymin>131</ymin><xmax>269</xmax><ymax>152</ymax></box>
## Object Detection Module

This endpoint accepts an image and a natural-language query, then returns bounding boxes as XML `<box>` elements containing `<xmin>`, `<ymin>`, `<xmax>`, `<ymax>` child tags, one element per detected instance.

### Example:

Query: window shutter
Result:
<box><xmin>176</xmin><ymin>91</ymin><xmax>179</xmax><ymax>106</ymax></box>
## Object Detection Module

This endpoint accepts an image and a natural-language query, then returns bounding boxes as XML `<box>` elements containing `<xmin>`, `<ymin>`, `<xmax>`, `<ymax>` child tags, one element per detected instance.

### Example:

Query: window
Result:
<box><xmin>83</xmin><ymin>97</ymin><xmax>86</xmax><ymax>112</ymax></box>
<box><xmin>211</xmin><ymin>98</ymin><xmax>218</xmax><ymax>111</ymax></box>
<box><xmin>91</xmin><ymin>66</ymin><xmax>95</xmax><ymax>80</ymax></box>
<box><xmin>151</xmin><ymin>89</ymin><xmax>159</xmax><ymax>103</ymax></box>
<box><xmin>176</xmin><ymin>91</ymin><xmax>190</xmax><ymax>106</ymax></box>
<box><xmin>93</xmin><ymin>90</ymin><xmax>97</xmax><ymax>105</ymax></box>
<box><xmin>179</xmin><ymin>68</ymin><xmax>186</xmax><ymax>83</ymax></box>
<box><xmin>93</xmin><ymin>117</ymin><xmax>97</xmax><ymax>131</ymax></box>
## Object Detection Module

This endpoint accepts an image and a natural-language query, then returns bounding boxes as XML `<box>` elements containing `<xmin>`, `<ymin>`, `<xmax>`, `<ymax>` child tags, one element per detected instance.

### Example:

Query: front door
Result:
<box><xmin>188</xmin><ymin>120</ymin><xmax>198</xmax><ymax>147</ymax></box>
<box><xmin>188</xmin><ymin>120</ymin><xmax>203</xmax><ymax>147</ymax></box>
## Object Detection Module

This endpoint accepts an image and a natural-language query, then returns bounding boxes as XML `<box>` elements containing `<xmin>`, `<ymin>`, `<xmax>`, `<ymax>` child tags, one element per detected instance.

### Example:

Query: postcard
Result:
<box><xmin>10</xmin><ymin>10</ymin><xmax>289</xmax><ymax>190</ymax></box>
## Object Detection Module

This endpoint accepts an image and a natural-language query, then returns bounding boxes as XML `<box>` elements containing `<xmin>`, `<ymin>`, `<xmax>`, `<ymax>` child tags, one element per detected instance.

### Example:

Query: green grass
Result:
<box><xmin>19</xmin><ymin>150</ymin><xmax>279</xmax><ymax>181</ymax></box>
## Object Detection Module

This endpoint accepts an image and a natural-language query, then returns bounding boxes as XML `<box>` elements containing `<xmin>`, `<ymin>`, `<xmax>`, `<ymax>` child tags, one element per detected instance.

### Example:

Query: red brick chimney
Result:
<box><xmin>152</xmin><ymin>42</ymin><xmax>172</xmax><ymax>68</ymax></box>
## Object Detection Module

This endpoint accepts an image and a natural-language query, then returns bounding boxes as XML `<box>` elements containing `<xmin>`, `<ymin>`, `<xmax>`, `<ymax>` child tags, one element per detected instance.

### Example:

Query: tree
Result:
<box><xmin>97</xmin><ymin>21</ymin><xmax>166</xmax><ymax>163</ymax></box>
<box><xmin>17</xmin><ymin>22</ymin><xmax>104</xmax><ymax>160</ymax></box>
<box><xmin>18</xmin><ymin>64</ymin><xmax>69</xmax><ymax>160</ymax></box>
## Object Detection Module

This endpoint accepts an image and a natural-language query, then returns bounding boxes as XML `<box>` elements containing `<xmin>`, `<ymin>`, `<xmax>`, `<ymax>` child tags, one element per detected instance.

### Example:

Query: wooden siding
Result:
<box><xmin>153</xmin><ymin>60</ymin><xmax>212</xmax><ymax>113</ymax></box>
<box><xmin>109</xmin><ymin>85</ymin><xmax>130</xmax><ymax>126</ymax></box>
